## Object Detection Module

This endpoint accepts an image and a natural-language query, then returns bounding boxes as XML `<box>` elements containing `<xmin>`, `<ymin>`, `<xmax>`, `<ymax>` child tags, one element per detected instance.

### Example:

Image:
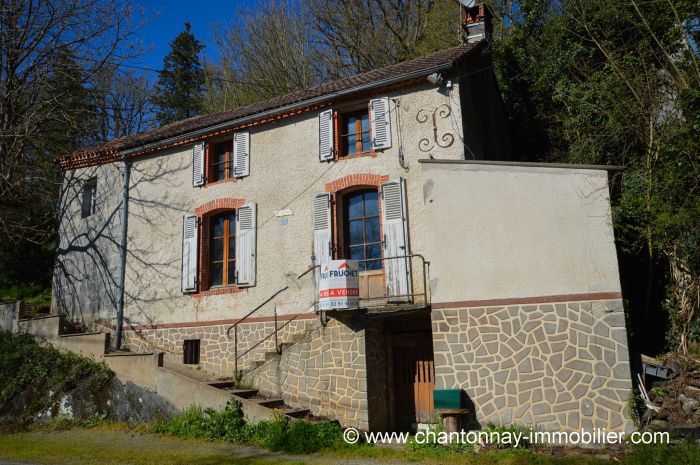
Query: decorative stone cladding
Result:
<box><xmin>120</xmin><ymin>315</ymin><xmax>318</xmax><ymax>377</ymax></box>
<box><xmin>431</xmin><ymin>299</ymin><xmax>634</xmax><ymax>433</ymax></box>
<box><xmin>247</xmin><ymin>314</ymin><xmax>372</xmax><ymax>430</ymax></box>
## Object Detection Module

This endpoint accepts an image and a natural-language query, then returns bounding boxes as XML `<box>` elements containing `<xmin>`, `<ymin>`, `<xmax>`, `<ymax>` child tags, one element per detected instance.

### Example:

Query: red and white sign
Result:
<box><xmin>318</xmin><ymin>260</ymin><xmax>359</xmax><ymax>310</ymax></box>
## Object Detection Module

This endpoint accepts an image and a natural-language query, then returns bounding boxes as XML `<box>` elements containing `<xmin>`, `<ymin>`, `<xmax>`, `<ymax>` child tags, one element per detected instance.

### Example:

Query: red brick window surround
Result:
<box><xmin>195</xmin><ymin>198</ymin><xmax>245</xmax><ymax>296</ymax></box>
<box><xmin>324</xmin><ymin>174</ymin><xmax>389</xmax><ymax>263</ymax></box>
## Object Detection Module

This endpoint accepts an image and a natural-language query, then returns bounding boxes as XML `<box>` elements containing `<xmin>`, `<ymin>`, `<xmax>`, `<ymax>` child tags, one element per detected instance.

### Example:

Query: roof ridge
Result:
<box><xmin>62</xmin><ymin>42</ymin><xmax>482</xmax><ymax>167</ymax></box>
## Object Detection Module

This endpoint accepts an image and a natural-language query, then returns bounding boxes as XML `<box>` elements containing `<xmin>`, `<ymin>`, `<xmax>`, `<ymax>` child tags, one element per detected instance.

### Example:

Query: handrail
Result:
<box><xmin>226</xmin><ymin>264</ymin><xmax>316</xmax><ymax>378</ymax></box>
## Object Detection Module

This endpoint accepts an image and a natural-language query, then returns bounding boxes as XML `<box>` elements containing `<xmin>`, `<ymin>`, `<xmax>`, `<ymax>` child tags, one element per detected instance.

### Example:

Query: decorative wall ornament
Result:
<box><xmin>416</xmin><ymin>104</ymin><xmax>455</xmax><ymax>152</ymax></box>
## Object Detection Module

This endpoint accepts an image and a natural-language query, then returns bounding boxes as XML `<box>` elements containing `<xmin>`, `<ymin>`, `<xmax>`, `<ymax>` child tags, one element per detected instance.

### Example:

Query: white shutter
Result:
<box><xmin>233</xmin><ymin>132</ymin><xmax>250</xmax><ymax>178</ymax></box>
<box><xmin>381</xmin><ymin>178</ymin><xmax>411</xmax><ymax>301</ymax></box>
<box><xmin>370</xmin><ymin>97</ymin><xmax>392</xmax><ymax>150</ymax></box>
<box><xmin>236</xmin><ymin>203</ymin><xmax>256</xmax><ymax>287</ymax></box>
<box><xmin>181</xmin><ymin>215</ymin><xmax>199</xmax><ymax>293</ymax></box>
<box><xmin>192</xmin><ymin>142</ymin><xmax>205</xmax><ymax>186</ymax></box>
<box><xmin>318</xmin><ymin>109</ymin><xmax>335</xmax><ymax>161</ymax></box>
<box><xmin>312</xmin><ymin>193</ymin><xmax>332</xmax><ymax>284</ymax></box>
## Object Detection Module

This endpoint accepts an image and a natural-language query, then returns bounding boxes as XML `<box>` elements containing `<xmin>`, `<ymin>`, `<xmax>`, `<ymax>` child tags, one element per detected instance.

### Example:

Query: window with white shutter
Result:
<box><xmin>235</xmin><ymin>203</ymin><xmax>256</xmax><ymax>287</ymax></box>
<box><xmin>312</xmin><ymin>193</ymin><xmax>333</xmax><ymax>283</ymax></box>
<box><xmin>318</xmin><ymin>109</ymin><xmax>335</xmax><ymax>161</ymax></box>
<box><xmin>232</xmin><ymin>132</ymin><xmax>250</xmax><ymax>178</ymax></box>
<box><xmin>381</xmin><ymin>178</ymin><xmax>411</xmax><ymax>301</ymax></box>
<box><xmin>370</xmin><ymin>97</ymin><xmax>392</xmax><ymax>150</ymax></box>
<box><xmin>192</xmin><ymin>142</ymin><xmax>205</xmax><ymax>186</ymax></box>
<box><xmin>181</xmin><ymin>215</ymin><xmax>199</xmax><ymax>293</ymax></box>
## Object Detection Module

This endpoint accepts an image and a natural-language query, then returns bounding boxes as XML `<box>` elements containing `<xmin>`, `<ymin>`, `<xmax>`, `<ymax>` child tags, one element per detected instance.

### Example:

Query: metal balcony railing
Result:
<box><xmin>312</xmin><ymin>253</ymin><xmax>431</xmax><ymax>312</ymax></box>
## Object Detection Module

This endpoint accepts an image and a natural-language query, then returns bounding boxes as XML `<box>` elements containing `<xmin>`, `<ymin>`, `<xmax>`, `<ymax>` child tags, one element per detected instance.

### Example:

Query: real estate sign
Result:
<box><xmin>318</xmin><ymin>260</ymin><xmax>360</xmax><ymax>310</ymax></box>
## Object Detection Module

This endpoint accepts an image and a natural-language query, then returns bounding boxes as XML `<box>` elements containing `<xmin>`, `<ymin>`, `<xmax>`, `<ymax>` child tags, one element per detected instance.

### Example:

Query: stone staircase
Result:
<box><xmin>10</xmin><ymin>310</ymin><xmax>329</xmax><ymax>425</ymax></box>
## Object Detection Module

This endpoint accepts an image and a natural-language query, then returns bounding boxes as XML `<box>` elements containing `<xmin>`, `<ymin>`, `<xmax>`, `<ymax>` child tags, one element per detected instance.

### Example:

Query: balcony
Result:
<box><xmin>313</xmin><ymin>254</ymin><xmax>431</xmax><ymax>314</ymax></box>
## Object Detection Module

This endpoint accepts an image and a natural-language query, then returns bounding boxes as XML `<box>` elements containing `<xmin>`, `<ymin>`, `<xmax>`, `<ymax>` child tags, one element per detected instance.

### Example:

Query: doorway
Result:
<box><xmin>390</xmin><ymin>329</ymin><xmax>435</xmax><ymax>430</ymax></box>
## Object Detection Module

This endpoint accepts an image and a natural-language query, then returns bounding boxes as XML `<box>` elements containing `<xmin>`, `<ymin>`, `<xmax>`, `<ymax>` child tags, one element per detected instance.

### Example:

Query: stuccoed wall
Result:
<box><xmin>422</xmin><ymin>160</ymin><xmax>634</xmax><ymax>433</ymax></box>
<box><xmin>421</xmin><ymin>161</ymin><xmax>622</xmax><ymax>304</ymax></box>
<box><xmin>53</xmin><ymin>162</ymin><xmax>125</xmax><ymax>324</ymax></box>
<box><xmin>54</xmin><ymin>82</ymin><xmax>468</xmax><ymax>332</ymax></box>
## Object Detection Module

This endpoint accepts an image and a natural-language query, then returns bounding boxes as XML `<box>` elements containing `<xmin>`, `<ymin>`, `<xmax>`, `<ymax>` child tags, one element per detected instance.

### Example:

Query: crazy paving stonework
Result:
<box><xmin>247</xmin><ymin>315</ymin><xmax>371</xmax><ymax>430</ymax></box>
<box><xmin>121</xmin><ymin>316</ymin><xmax>318</xmax><ymax>377</ymax></box>
<box><xmin>431</xmin><ymin>299</ymin><xmax>634</xmax><ymax>433</ymax></box>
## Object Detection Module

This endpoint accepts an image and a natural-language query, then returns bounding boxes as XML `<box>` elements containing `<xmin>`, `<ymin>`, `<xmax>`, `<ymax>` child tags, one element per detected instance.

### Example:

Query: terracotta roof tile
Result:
<box><xmin>63</xmin><ymin>42</ymin><xmax>482</xmax><ymax>166</ymax></box>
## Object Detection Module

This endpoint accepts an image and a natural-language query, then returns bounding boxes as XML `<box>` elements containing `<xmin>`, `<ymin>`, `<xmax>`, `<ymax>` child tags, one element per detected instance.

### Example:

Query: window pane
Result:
<box><xmin>366</xmin><ymin>217</ymin><xmax>381</xmax><ymax>243</ymax></box>
<box><xmin>349</xmin><ymin>246</ymin><xmax>364</xmax><ymax>261</ymax></box>
<box><xmin>347</xmin><ymin>193</ymin><xmax>364</xmax><ymax>219</ymax></box>
<box><xmin>361</xmin><ymin>111</ymin><xmax>370</xmax><ymax>151</ymax></box>
<box><xmin>363</xmin><ymin>191</ymin><xmax>379</xmax><ymax>216</ymax></box>
<box><xmin>345</xmin><ymin>115</ymin><xmax>357</xmax><ymax>155</ymax></box>
<box><xmin>227</xmin><ymin>260</ymin><xmax>236</xmax><ymax>285</ymax></box>
<box><xmin>228</xmin><ymin>236</ymin><xmax>235</xmax><ymax>259</ymax></box>
<box><xmin>210</xmin><ymin>262</ymin><xmax>223</xmax><ymax>286</ymax></box>
<box><xmin>366</xmin><ymin>244</ymin><xmax>382</xmax><ymax>271</ymax></box>
<box><xmin>212</xmin><ymin>238</ymin><xmax>224</xmax><ymax>261</ymax></box>
<box><xmin>228</xmin><ymin>213</ymin><xmax>236</xmax><ymax>235</ymax></box>
<box><xmin>348</xmin><ymin>220</ymin><xmax>364</xmax><ymax>245</ymax></box>
<box><xmin>212</xmin><ymin>216</ymin><xmax>225</xmax><ymax>237</ymax></box>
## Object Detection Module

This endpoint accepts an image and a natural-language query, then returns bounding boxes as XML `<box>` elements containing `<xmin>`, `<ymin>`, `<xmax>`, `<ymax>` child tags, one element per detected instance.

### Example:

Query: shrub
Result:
<box><xmin>156</xmin><ymin>402</ymin><xmax>345</xmax><ymax>454</ymax></box>
<box><xmin>0</xmin><ymin>332</ymin><xmax>112</xmax><ymax>415</ymax></box>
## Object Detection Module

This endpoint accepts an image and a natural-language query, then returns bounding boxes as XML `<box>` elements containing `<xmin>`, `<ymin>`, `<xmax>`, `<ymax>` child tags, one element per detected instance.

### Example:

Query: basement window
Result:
<box><xmin>183</xmin><ymin>339</ymin><xmax>200</xmax><ymax>365</ymax></box>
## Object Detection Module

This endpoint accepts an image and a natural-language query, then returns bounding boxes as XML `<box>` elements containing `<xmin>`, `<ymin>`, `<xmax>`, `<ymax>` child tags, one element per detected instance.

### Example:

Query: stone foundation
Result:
<box><xmin>118</xmin><ymin>314</ymin><xmax>319</xmax><ymax>377</ymax></box>
<box><xmin>431</xmin><ymin>299</ymin><xmax>634</xmax><ymax>433</ymax></box>
<box><xmin>247</xmin><ymin>314</ymin><xmax>371</xmax><ymax>430</ymax></box>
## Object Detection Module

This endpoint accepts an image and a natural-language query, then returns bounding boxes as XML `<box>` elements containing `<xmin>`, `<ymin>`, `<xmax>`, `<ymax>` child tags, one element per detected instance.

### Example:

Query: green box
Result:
<box><xmin>433</xmin><ymin>389</ymin><xmax>465</xmax><ymax>410</ymax></box>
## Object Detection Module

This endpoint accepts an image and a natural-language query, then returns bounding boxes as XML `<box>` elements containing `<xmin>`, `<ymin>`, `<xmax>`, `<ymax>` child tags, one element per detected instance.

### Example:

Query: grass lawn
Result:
<box><xmin>0</xmin><ymin>425</ymin><xmax>697</xmax><ymax>465</ymax></box>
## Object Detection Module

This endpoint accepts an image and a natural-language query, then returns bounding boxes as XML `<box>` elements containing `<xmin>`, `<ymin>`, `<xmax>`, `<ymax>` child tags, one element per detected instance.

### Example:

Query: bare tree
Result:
<box><xmin>0</xmin><ymin>0</ymin><xmax>141</xmax><ymax>245</ymax></box>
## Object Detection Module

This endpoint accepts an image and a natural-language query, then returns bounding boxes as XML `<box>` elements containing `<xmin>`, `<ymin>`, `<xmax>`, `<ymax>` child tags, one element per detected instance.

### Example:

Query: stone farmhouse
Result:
<box><xmin>53</xmin><ymin>21</ymin><xmax>634</xmax><ymax>433</ymax></box>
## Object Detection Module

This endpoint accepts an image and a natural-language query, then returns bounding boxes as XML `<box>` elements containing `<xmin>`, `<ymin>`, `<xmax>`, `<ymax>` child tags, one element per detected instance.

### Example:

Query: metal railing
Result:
<box><xmin>226</xmin><ymin>265</ymin><xmax>316</xmax><ymax>378</ymax></box>
<box><xmin>225</xmin><ymin>254</ymin><xmax>430</xmax><ymax>378</ymax></box>
<box><xmin>313</xmin><ymin>253</ymin><xmax>431</xmax><ymax>311</ymax></box>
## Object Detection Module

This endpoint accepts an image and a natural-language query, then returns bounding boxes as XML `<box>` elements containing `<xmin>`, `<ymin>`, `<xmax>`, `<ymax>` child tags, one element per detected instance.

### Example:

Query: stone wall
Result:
<box><xmin>248</xmin><ymin>314</ymin><xmax>371</xmax><ymax>430</ymax></box>
<box><xmin>431</xmin><ymin>299</ymin><xmax>634</xmax><ymax>433</ymax></box>
<box><xmin>120</xmin><ymin>314</ymin><xmax>319</xmax><ymax>377</ymax></box>
<box><xmin>0</xmin><ymin>301</ymin><xmax>19</xmax><ymax>332</ymax></box>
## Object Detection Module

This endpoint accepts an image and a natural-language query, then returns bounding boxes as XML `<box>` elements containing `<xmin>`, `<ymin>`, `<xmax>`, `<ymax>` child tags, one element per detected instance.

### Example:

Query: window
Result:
<box><xmin>81</xmin><ymin>178</ymin><xmax>97</xmax><ymax>218</ymax></box>
<box><xmin>209</xmin><ymin>140</ymin><xmax>233</xmax><ymax>182</ymax></box>
<box><xmin>344</xmin><ymin>189</ymin><xmax>382</xmax><ymax>271</ymax></box>
<box><xmin>183</xmin><ymin>339</ymin><xmax>200</xmax><ymax>364</ymax></box>
<box><xmin>340</xmin><ymin>108</ymin><xmax>371</xmax><ymax>156</ymax></box>
<box><xmin>209</xmin><ymin>211</ymin><xmax>236</xmax><ymax>286</ymax></box>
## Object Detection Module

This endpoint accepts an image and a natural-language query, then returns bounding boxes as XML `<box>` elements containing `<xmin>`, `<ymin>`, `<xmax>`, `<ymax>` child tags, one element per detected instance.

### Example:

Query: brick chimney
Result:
<box><xmin>460</xmin><ymin>1</ymin><xmax>492</xmax><ymax>43</ymax></box>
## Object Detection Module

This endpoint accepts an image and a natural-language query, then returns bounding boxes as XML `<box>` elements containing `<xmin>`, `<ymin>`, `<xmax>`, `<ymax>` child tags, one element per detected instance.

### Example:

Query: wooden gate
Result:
<box><xmin>392</xmin><ymin>332</ymin><xmax>435</xmax><ymax>429</ymax></box>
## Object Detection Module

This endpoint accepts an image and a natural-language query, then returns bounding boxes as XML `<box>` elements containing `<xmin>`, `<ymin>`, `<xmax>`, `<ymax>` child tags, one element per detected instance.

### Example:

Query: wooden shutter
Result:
<box><xmin>192</xmin><ymin>142</ymin><xmax>205</xmax><ymax>186</ymax></box>
<box><xmin>318</xmin><ymin>109</ymin><xmax>335</xmax><ymax>161</ymax></box>
<box><xmin>381</xmin><ymin>178</ymin><xmax>411</xmax><ymax>301</ymax></box>
<box><xmin>312</xmin><ymin>193</ymin><xmax>332</xmax><ymax>283</ymax></box>
<box><xmin>370</xmin><ymin>97</ymin><xmax>392</xmax><ymax>150</ymax></box>
<box><xmin>181</xmin><ymin>215</ymin><xmax>199</xmax><ymax>293</ymax></box>
<box><xmin>236</xmin><ymin>203</ymin><xmax>256</xmax><ymax>287</ymax></box>
<box><xmin>233</xmin><ymin>132</ymin><xmax>250</xmax><ymax>178</ymax></box>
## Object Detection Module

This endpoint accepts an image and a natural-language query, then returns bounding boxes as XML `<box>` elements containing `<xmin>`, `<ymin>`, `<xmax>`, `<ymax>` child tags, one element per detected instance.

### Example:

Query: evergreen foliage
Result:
<box><xmin>152</xmin><ymin>23</ymin><xmax>206</xmax><ymax>126</ymax></box>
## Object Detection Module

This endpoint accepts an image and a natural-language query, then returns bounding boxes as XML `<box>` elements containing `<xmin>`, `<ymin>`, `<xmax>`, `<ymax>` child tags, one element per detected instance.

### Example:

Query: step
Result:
<box><xmin>284</xmin><ymin>408</ymin><xmax>310</xmax><ymax>418</ymax></box>
<box><xmin>254</xmin><ymin>398</ymin><xmax>285</xmax><ymax>408</ymax></box>
<box><xmin>208</xmin><ymin>381</ymin><xmax>236</xmax><ymax>389</ymax></box>
<box><xmin>264</xmin><ymin>351</ymin><xmax>280</xmax><ymax>361</ymax></box>
<box><xmin>228</xmin><ymin>389</ymin><xmax>258</xmax><ymax>398</ymax></box>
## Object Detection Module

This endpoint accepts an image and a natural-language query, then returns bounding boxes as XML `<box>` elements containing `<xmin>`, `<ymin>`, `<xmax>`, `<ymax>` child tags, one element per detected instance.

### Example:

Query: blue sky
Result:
<box><xmin>132</xmin><ymin>0</ymin><xmax>248</xmax><ymax>74</ymax></box>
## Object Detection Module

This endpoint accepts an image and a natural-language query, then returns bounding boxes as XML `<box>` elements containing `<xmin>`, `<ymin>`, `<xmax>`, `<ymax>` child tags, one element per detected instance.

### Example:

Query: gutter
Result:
<box><xmin>114</xmin><ymin>157</ymin><xmax>131</xmax><ymax>349</ymax></box>
<box><xmin>118</xmin><ymin>62</ymin><xmax>456</xmax><ymax>158</ymax></box>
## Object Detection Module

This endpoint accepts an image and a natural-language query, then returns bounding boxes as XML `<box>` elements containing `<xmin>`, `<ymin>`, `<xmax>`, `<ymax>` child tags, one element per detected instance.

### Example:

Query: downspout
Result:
<box><xmin>115</xmin><ymin>156</ymin><xmax>131</xmax><ymax>349</ymax></box>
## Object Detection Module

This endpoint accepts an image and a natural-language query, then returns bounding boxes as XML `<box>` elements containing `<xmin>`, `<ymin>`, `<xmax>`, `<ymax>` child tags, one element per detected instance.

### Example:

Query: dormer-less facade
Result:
<box><xmin>53</xmin><ymin>42</ymin><xmax>634</xmax><ymax>434</ymax></box>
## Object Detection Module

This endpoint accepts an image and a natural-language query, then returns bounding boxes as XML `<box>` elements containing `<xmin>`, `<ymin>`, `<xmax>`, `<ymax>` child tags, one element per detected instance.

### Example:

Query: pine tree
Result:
<box><xmin>152</xmin><ymin>23</ymin><xmax>205</xmax><ymax>126</ymax></box>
